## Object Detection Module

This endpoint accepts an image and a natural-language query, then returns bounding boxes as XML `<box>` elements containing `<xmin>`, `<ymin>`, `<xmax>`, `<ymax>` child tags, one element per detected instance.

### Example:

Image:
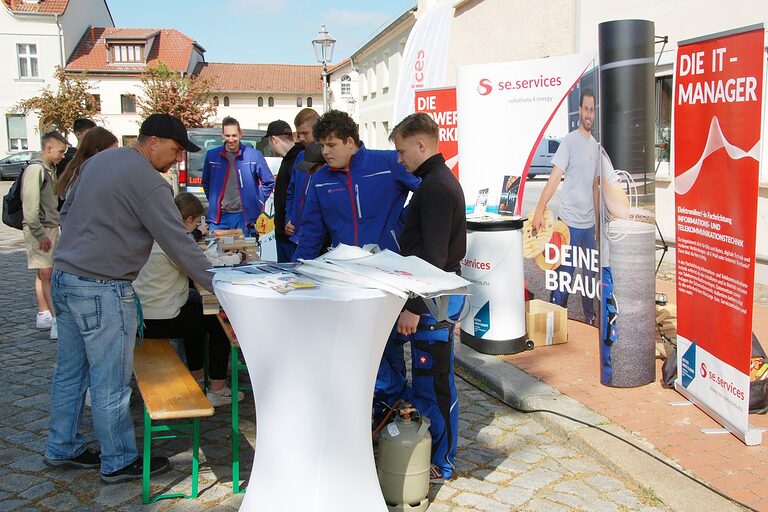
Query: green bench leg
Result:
<box><xmin>142</xmin><ymin>405</ymin><xmax>203</xmax><ymax>503</ymax></box>
<box><xmin>143</xmin><ymin>407</ymin><xmax>152</xmax><ymax>504</ymax></box>
<box><xmin>190</xmin><ymin>418</ymin><xmax>200</xmax><ymax>499</ymax></box>
<box><xmin>232</xmin><ymin>344</ymin><xmax>242</xmax><ymax>494</ymax></box>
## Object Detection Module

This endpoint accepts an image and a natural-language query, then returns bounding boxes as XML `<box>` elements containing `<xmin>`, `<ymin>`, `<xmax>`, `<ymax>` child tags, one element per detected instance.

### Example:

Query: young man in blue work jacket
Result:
<box><xmin>202</xmin><ymin>116</ymin><xmax>274</xmax><ymax>236</ymax></box>
<box><xmin>390</xmin><ymin>113</ymin><xmax>466</xmax><ymax>483</ymax></box>
<box><xmin>292</xmin><ymin>109</ymin><xmax>421</xmax><ymax>422</ymax></box>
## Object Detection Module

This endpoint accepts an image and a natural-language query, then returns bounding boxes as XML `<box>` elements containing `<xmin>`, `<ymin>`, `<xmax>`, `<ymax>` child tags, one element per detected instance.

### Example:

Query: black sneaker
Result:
<box><xmin>100</xmin><ymin>456</ymin><xmax>170</xmax><ymax>484</ymax></box>
<box><xmin>44</xmin><ymin>448</ymin><xmax>101</xmax><ymax>469</ymax></box>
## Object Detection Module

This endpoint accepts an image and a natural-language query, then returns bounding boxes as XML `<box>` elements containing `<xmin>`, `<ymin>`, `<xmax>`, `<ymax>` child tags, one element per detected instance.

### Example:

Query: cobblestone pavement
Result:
<box><xmin>0</xmin><ymin>181</ymin><xmax>667</xmax><ymax>511</ymax></box>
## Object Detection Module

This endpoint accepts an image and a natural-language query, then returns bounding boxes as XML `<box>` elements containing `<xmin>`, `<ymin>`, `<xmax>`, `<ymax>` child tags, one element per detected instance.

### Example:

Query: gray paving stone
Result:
<box><xmin>608</xmin><ymin>488</ymin><xmax>643</xmax><ymax>508</ymax></box>
<box><xmin>586</xmin><ymin>474</ymin><xmax>626</xmax><ymax>492</ymax></box>
<box><xmin>507</xmin><ymin>446</ymin><xmax>544</xmax><ymax>464</ymax></box>
<box><xmin>9</xmin><ymin>453</ymin><xmax>46</xmax><ymax>472</ymax></box>
<box><xmin>587</xmin><ymin>500</ymin><xmax>621</xmax><ymax>512</ymax></box>
<box><xmin>453</xmin><ymin>491</ymin><xmax>511</xmax><ymax>512</ymax></box>
<box><xmin>430</xmin><ymin>483</ymin><xmax>458</xmax><ymax>501</ymax></box>
<box><xmin>492</xmin><ymin>456</ymin><xmax>529</xmax><ymax>474</ymax></box>
<box><xmin>541</xmin><ymin>489</ymin><xmax>592</xmax><ymax>508</ymax></box>
<box><xmin>494</xmin><ymin>485</ymin><xmax>533</xmax><ymax>506</ymax></box>
<box><xmin>450</xmin><ymin>476</ymin><xmax>499</xmax><ymax>495</ymax></box>
<box><xmin>19</xmin><ymin>480</ymin><xmax>55</xmax><ymax>500</ymax></box>
<box><xmin>39</xmin><ymin>492</ymin><xmax>83</xmax><ymax>510</ymax></box>
<box><xmin>0</xmin><ymin>500</ymin><xmax>27</xmax><ymax>512</ymax></box>
<box><xmin>558</xmin><ymin>456</ymin><xmax>604</xmax><ymax>474</ymax></box>
<box><xmin>525</xmin><ymin>498</ymin><xmax>570</xmax><ymax>512</ymax></box>
<box><xmin>553</xmin><ymin>479</ymin><xmax>599</xmax><ymax>498</ymax></box>
<box><xmin>472</xmin><ymin>468</ymin><xmax>512</xmax><ymax>484</ymax></box>
<box><xmin>510</xmin><ymin>468</ymin><xmax>561</xmax><ymax>490</ymax></box>
<box><xmin>0</xmin><ymin>472</ymin><xmax>43</xmax><ymax>492</ymax></box>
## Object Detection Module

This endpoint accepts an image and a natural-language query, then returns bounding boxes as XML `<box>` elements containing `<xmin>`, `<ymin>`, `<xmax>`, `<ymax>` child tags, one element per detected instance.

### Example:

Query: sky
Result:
<box><xmin>108</xmin><ymin>0</ymin><xmax>416</xmax><ymax>65</ymax></box>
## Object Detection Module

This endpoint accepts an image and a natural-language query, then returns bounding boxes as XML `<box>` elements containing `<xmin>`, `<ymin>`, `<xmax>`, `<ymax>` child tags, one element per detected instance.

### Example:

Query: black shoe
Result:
<box><xmin>44</xmin><ymin>448</ymin><xmax>101</xmax><ymax>469</ymax></box>
<box><xmin>100</xmin><ymin>456</ymin><xmax>170</xmax><ymax>484</ymax></box>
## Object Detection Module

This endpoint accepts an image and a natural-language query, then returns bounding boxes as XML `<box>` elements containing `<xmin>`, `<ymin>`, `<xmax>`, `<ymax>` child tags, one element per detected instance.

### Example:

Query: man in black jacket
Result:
<box><xmin>389</xmin><ymin>112</ymin><xmax>466</xmax><ymax>483</ymax></box>
<box><xmin>264</xmin><ymin>120</ymin><xmax>304</xmax><ymax>262</ymax></box>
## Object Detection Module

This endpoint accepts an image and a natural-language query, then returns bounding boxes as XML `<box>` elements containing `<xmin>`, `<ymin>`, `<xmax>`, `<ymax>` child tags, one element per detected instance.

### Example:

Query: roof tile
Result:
<box><xmin>195</xmin><ymin>62</ymin><xmax>323</xmax><ymax>93</ymax></box>
<box><xmin>4</xmin><ymin>0</ymin><xmax>70</xmax><ymax>14</ymax></box>
<box><xmin>66</xmin><ymin>27</ymin><xmax>198</xmax><ymax>74</ymax></box>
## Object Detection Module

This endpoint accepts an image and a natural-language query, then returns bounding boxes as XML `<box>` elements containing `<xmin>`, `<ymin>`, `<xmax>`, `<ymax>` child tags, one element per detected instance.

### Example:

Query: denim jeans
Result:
<box><xmin>45</xmin><ymin>269</ymin><xmax>139</xmax><ymax>474</ymax></box>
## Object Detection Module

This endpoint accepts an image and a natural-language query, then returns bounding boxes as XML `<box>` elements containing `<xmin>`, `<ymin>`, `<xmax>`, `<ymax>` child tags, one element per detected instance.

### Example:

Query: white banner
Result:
<box><xmin>456</xmin><ymin>52</ymin><xmax>596</xmax><ymax>211</ymax></box>
<box><xmin>392</xmin><ymin>0</ymin><xmax>454</xmax><ymax>125</ymax></box>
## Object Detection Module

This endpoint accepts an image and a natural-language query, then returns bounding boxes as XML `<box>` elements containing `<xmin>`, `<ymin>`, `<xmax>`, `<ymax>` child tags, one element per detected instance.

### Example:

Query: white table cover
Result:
<box><xmin>214</xmin><ymin>278</ymin><xmax>406</xmax><ymax>511</ymax></box>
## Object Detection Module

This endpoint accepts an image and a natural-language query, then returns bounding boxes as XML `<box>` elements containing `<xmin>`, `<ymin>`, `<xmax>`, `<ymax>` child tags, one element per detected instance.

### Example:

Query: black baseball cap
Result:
<box><xmin>297</xmin><ymin>141</ymin><xmax>325</xmax><ymax>170</ymax></box>
<box><xmin>262</xmin><ymin>120</ymin><xmax>293</xmax><ymax>140</ymax></box>
<box><xmin>139</xmin><ymin>113</ymin><xmax>201</xmax><ymax>152</ymax></box>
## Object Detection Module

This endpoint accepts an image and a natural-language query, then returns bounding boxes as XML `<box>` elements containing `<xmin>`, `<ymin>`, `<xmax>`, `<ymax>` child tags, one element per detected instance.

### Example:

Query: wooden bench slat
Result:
<box><xmin>217</xmin><ymin>314</ymin><xmax>240</xmax><ymax>348</ymax></box>
<box><xmin>134</xmin><ymin>339</ymin><xmax>214</xmax><ymax>420</ymax></box>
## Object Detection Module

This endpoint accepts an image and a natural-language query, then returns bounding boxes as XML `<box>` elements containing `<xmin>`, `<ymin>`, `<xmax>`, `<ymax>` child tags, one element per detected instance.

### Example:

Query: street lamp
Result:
<box><xmin>312</xmin><ymin>24</ymin><xmax>336</xmax><ymax>113</ymax></box>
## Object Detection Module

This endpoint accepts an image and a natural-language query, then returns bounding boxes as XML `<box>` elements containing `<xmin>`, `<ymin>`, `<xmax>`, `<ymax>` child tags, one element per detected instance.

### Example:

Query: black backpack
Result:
<box><xmin>2</xmin><ymin>159</ymin><xmax>43</xmax><ymax>230</ymax></box>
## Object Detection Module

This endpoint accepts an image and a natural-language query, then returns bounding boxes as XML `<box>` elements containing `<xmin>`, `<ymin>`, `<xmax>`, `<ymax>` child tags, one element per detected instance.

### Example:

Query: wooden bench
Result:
<box><xmin>134</xmin><ymin>338</ymin><xmax>214</xmax><ymax>504</ymax></box>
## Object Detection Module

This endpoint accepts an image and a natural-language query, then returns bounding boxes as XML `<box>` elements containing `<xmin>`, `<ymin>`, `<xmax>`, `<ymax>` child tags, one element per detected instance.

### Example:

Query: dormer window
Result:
<box><xmin>112</xmin><ymin>44</ymin><xmax>144</xmax><ymax>63</ymax></box>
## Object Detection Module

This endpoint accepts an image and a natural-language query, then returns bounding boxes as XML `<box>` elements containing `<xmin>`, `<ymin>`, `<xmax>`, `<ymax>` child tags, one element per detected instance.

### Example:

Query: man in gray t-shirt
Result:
<box><xmin>533</xmin><ymin>88</ymin><xmax>599</xmax><ymax>323</ymax></box>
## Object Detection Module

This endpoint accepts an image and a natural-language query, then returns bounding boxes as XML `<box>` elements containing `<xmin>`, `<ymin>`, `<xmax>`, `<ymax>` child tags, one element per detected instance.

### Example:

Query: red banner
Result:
<box><xmin>674</xmin><ymin>25</ymin><xmax>764</xmax><ymax>441</ymax></box>
<box><xmin>415</xmin><ymin>87</ymin><xmax>459</xmax><ymax>178</ymax></box>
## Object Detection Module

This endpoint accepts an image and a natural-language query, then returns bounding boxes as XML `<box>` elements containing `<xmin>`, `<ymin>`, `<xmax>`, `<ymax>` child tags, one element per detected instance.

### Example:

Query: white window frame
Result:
<box><xmin>340</xmin><ymin>74</ymin><xmax>352</xmax><ymax>96</ymax></box>
<box><xmin>17</xmin><ymin>43</ymin><xmax>38</xmax><ymax>78</ymax></box>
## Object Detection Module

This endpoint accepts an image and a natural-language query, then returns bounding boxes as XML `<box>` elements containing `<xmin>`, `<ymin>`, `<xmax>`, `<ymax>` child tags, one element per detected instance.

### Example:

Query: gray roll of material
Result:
<box><xmin>602</xmin><ymin>220</ymin><xmax>656</xmax><ymax>387</ymax></box>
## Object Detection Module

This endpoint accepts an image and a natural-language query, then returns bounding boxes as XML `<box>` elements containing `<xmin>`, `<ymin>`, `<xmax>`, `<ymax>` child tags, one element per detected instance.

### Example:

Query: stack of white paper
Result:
<box><xmin>296</xmin><ymin>245</ymin><xmax>470</xmax><ymax>302</ymax></box>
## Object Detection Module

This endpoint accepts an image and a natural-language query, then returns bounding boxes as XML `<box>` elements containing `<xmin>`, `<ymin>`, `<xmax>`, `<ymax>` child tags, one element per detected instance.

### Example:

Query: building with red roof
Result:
<box><xmin>0</xmin><ymin>0</ymin><xmax>113</xmax><ymax>152</ymax></box>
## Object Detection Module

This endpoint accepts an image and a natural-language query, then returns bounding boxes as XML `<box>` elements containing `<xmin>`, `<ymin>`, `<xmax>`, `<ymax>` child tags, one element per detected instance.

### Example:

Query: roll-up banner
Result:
<box><xmin>673</xmin><ymin>25</ymin><xmax>765</xmax><ymax>445</ymax></box>
<box><xmin>457</xmin><ymin>53</ymin><xmax>600</xmax><ymax>326</ymax></box>
<box><xmin>414</xmin><ymin>87</ymin><xmax>459</xmax><ymax>177</ymax></box>
<box><xmin>391</xmin><ymin>0</ymin><xmax>454</xmax><ymax>125</ymax></box>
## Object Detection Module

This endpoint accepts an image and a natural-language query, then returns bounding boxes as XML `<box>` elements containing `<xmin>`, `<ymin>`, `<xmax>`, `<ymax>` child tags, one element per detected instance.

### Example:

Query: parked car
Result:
<box><xmin>0</xmin><ymin>151</ymin><xmax>41</xmax><ymax>180</ymax></box>
<box><xmin>525</xmin><ymin>137</ymin><xmax>561</xmax><ymax>179</ymax></box>
<box><xmin>178</xmin><ymin>127</ymin><xmax>280</xmax><ymax>205</ymax></box>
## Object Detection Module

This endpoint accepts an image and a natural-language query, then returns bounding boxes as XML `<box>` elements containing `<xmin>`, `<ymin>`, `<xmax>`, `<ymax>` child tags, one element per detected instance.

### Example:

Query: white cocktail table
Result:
<box><xmin>214</xmin><ymin>277</ymin><xmax>405</xmax><ymax>511</ymax></box>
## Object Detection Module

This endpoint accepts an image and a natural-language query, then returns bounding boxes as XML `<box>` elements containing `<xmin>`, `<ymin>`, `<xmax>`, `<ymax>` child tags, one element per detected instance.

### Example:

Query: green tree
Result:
<box><xmin>12</xmin><ymin>66</ymin><xmax>98</xmax><ymax>135</ymax></box>
<box><xmin>138</xmin><ymin>60</ymin><xmax>216</xmax><ymax>127</ymax></box>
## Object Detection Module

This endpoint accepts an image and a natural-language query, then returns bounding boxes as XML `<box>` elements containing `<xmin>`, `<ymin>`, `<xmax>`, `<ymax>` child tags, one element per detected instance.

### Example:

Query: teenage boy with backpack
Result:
<box><xmin>21</xmin><ymin>131</ymin><xmax>68</xmax><ymax>339</ymax></box>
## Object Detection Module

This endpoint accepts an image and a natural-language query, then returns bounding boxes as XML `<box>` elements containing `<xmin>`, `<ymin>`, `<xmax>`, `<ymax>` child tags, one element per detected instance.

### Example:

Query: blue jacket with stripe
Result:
<box><xmin>201</xmin><ymin>143</ymin><xmax>275</xmax><ymax>227</ymax></box>
<box><xmin>292</xmin><ymin>144</ymin><xmax>420</xmax><ymax>260</ymax></box>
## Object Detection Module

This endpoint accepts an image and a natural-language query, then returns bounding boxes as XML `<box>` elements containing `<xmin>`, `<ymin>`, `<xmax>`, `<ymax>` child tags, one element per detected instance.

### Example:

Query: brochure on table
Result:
<box><xmin>212</xmin><ymin>245</ymin><xmax>470</xmax><ymax>320</ymax></box>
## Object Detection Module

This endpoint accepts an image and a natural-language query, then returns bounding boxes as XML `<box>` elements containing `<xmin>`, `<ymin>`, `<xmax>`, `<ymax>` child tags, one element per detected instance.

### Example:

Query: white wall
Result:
<box><xmin>84</xmin><ymin>75</ymin><xmax>144</xmax><ymax>144</ymax></box>
<box><xmin>211</xmin><ymin>93</ymin><xmax>321</xmax><ymax>131</ymax></box>
<box><xmin>328</xmin><ymin>61</ymin><xmax>360</xmax><ymax>122</ymax></box>
<box><xmin>0</xmin><ymin>10</ymin><xmax>62</xmax><ymax>152</ymax></box>
<box><xmin>354</xmin><ymin>18</ymin><xmax>414</xmax><ymax>149</ymax></box>
<box><xmin>59</xmin><ymin>0</ymin><xmax>113</xmax><ymax>62</ymax></box>
<box><xmin>0</xmin><ymin>2</ymin><xmax>112</xmax><ymax>153</ymax></box>
<box><xmin>447</xmin><ymin>0</ymin><xmax>576</xmax><ymax>83</ymax></box>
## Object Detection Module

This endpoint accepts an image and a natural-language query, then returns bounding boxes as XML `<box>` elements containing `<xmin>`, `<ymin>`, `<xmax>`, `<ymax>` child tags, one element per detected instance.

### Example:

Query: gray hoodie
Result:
<box><xmin>55</xmin><ymin>147</ymin><xmax>213</xmax><ymax>291</ymax></box>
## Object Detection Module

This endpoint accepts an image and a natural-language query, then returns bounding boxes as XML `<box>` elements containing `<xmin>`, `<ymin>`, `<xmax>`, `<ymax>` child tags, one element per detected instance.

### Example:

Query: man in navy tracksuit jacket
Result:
<box><xmin>202</xmin><ymin>116</ymin><xmax>274</xmax><ymax>235</ymax></box>
<box><xmin>292</xmin><ymin>110</ymin><xmax>420</xmax><ymax>416</ymax></box>
<box><xmin>390</xmin><ymin>113</ymin><xmax>466</xmax><ymax>483</ymax></box>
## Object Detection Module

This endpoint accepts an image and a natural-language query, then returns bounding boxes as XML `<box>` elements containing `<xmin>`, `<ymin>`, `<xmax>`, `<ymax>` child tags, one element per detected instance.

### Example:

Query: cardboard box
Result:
<box><xmin>526</xmin><ymin>299</ymin><xmax>567</xmax><ymax>347</ymax></box>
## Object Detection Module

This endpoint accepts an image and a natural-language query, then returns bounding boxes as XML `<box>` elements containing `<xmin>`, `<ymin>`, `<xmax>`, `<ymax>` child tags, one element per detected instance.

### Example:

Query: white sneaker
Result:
<box><xmin>50</xmin><ymin>318</ymin><xmax>58</xmax><ymax>340</ymax></box>
<box><xmin>36</xmin><ymin>311</ymin><xmax>52</xmax><ymax>329</ymax></box>
<box><xmin>206</xmin><ymin>387</ymin><xmax>245</xmax><ymax>408</ymax></box>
